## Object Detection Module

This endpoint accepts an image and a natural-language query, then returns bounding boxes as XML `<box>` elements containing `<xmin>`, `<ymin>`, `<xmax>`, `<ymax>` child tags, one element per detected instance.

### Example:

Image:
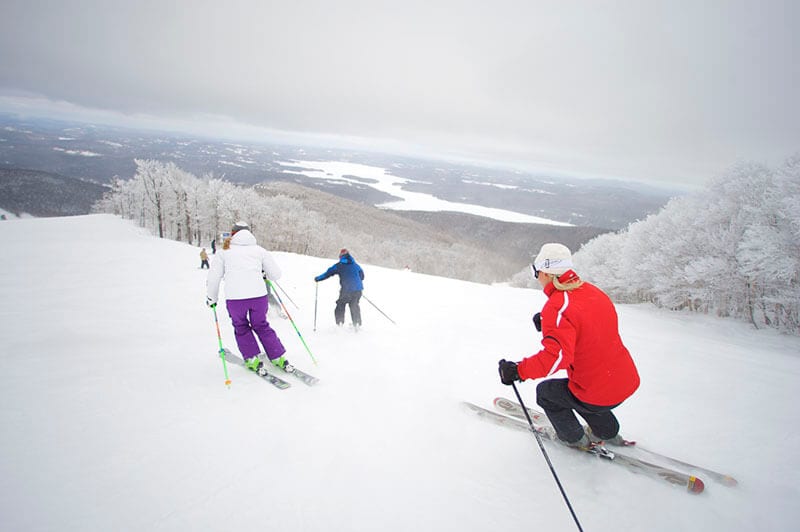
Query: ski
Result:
<box><xmin>280</xmin><ymin>365</ymin><xmax>319</xmax><ymax>386</ymax></box>
<box><xmin>493</xmin><ymin>397</ymin><xmax>737</xmax><ymax>487</ymax></box>
<box><xmin>463</xmin><ymin>401</ymin><xmax>705</xmax><ymax>494</ymax></box>
<box><xmin>222</xmin><ymin>351</ymin><xmax>291</xmax><ymax>389</ymax></box>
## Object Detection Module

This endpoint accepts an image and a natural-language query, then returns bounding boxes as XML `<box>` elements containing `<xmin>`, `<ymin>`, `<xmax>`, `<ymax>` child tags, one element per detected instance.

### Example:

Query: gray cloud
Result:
<box><xmin>1</xmin><ymin>0</ymin><xmax>798</xmax><ymax>187</ymax></box>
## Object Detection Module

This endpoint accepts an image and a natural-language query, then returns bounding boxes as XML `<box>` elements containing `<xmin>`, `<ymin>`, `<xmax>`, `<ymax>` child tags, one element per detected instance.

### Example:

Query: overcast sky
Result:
<box><xmin>1</xmin><ymin>0</ymin><xmax>798</xmax><ymax>188</ymax></box>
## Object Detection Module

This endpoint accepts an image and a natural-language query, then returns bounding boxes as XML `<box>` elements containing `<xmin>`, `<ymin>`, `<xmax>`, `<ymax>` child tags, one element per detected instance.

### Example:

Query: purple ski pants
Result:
<box><xmin>226</xmin><ymin>295</ymin><xmax>286</xmax><ymax>361</ymax></box>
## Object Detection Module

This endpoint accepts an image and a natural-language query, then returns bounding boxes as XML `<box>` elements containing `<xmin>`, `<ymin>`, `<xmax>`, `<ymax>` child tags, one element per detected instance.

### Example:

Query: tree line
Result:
<box><xmin>572</xmin><ymin>156</ymin><xmax>799</xmax><ymax>334</ymax></box>
<box><xmin>93</xmin><ymin>159</ymin><xmax>517</xmax><ymax>283</ymax></box>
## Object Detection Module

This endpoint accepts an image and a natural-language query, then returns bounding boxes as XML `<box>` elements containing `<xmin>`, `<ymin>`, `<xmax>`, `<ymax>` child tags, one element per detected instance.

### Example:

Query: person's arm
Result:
<box><xmin>315</xmin><ymin>264</ymin><xmax>338</xmax><ymax>282</ymax></box>
<box><xmin>206</xmin><ymin>254</ymin><xmax>225</xmax><ymax>303</ymax></box>
<box><xmin>260</xmin><ymin>248</ymin><xmax>282</xmax><ymax>281</ymax></box>
<box><xmin>516</xmin><ymin>297</ymin><xmax>576</xmax><ymax>380</ymax></box>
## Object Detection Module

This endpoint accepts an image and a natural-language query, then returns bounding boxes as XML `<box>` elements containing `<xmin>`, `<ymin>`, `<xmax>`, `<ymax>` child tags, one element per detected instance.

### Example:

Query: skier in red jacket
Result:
<box><xmin>498</xmin><ymin>243</ymin><xmax>640</xmax><ymax>449</ymax></box>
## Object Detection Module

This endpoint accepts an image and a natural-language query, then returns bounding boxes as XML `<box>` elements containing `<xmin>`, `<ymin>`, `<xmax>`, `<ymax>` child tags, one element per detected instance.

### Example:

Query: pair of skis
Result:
<box><xmin>223</xmin><ymin>350</ymin><xmax>319</xmax><ymax>389</ymax></box>
<box><xmin>465</xmin><ymin>397</ymin><xmax>738</xmax><ymax>495</ymax></box>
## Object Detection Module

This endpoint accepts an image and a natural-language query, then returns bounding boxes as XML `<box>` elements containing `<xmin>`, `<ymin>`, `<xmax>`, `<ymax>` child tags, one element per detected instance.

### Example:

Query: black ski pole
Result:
<box><xmin>362</xmin><ymin>293</ymin><xmax>397</xmax><ymax>325</ymax></box>
<box><xmin>313</xmin><ymin>282</ymin><xmax>319</xmax><ymax>332</ymax></box>
<box><xmin>511</xmin><ymin>382</ymin><xmax>584</xmax><ymax>532</ymax></box>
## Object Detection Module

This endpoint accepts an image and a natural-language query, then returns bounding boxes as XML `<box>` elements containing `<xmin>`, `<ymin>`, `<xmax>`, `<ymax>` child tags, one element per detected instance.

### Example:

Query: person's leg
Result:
<box><xmin>247</xmin><ymin>296</ymin><xmax>286</xmax><ymax>361</ymax></box>
<box><xmin>334</xmin><ymin>290</ymin><xmax>347</xmax><ymax>325</ymax></box>
<box><xmin>226</xmin><ymin>299</ymin><xmax>260</xmax><ymax>359</ymax></box>
<box><xmin>349</xmin><ymin>291</ymin><xmax>362</xmax><ymax>326</ymax></box>
<box><xmin>535</xmin><ymin>379</ymin><xmax>585</xmax><ymax>443</ymax></box>
<box><xmin>575</xmin><ymin>405</ymin><xmax>620</xmax><ymax>441</ymax></box>
<box><xmin>538</xmin><ymin>379</ymin><xmax>623</xmax><ymax>442</ymax></box>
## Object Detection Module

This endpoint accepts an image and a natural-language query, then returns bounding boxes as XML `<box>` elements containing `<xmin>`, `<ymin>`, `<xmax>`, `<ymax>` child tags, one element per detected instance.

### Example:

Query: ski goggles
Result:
<box><xmin>530</xmin><ymin>263</ymin><xmax>540</xmax><ymax>279</ymax></box>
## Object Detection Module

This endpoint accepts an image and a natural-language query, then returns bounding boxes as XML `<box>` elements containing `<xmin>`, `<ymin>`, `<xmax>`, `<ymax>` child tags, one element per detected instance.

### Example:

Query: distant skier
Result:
<box><xmin>314</xmin><ymin>248</ymin><xmax>365</xmax><ymax>328</ymax></box>
<box><xmin>206</xmin><ymin>221</ymin><xmax>293</xmax><ymax>373</ymax></box>
<box><xmin>211</xmin><ymin>238</ymin><xmax>216</xmax><ymax>254</ymax></box>
<box><xmin>498</xmin><ymin>243</ymin><xmax>640</xmax><ymax>450</ymax></box>
<box><xmin>199</xmin><ymin>248</ymin><xmax>209</xmax><ymax>269</ymax></box>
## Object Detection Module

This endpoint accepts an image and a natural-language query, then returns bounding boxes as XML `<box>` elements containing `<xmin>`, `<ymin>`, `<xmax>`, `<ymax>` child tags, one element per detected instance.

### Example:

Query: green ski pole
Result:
<box><xmin>266</xmin><ymin>279</ymin><xmax>318</xmax><ymax>365</ymax></box>
<box><xmin>211</xmin><ymin>305</ymin><xmax>232</xmax><ymax>386</ymax></box>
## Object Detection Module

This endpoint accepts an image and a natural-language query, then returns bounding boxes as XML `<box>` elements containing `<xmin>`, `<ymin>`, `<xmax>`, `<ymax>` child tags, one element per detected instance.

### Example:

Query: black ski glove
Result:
<box><xmin>498</xmin><ymin>359</ymin><xmax>520</xmax><ymax>385</ymax></box>
<box><xmin>532</xmin><ymin>312</ymin><xmax>542</xmax><ymax>332</ymax></box>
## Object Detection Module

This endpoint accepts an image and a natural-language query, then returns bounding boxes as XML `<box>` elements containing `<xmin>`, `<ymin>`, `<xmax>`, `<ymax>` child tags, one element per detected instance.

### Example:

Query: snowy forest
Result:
<box><xmin>93</xmin><ymin>159</ymin><xmax>509</xmax><ymax>282</ymax></box>
<box><xmin>95</xmin><ymin>156</ymin><xmax>800</xmax><ymax>335</ymax></box>
<box><xmin>573</xmin><ymin>156</ymin><xmax>800</xmax><ymax>334</ymax></box>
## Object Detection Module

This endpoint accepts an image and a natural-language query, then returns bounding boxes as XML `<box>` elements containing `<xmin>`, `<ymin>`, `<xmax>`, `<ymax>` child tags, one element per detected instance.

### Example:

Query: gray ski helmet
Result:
<box><xmin>231</xmin><ymin>221</ymin><xmax>249</xmax><ymax>234</ymax></box>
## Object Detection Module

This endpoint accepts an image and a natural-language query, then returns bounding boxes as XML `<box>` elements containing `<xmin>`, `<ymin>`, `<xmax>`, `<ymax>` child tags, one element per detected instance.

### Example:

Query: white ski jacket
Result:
<box><xmin>206</xmin><ymin>230</ymin><xmax>282</xmax><ymax>303</ymax></box>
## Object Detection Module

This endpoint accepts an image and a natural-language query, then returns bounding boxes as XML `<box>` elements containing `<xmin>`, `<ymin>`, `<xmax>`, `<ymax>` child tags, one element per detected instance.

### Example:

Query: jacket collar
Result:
<box><xmin>543</xmin><ymin>269</ymin><xmax>580</xmax><ymax>296</ymax></box>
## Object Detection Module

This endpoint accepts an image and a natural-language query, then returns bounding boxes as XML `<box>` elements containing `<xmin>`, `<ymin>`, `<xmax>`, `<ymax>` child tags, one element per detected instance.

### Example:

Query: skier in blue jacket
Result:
<box><xmin>315</xmin><ymin>248</ymin><xmax>365</xmax><ymax>327</ymax></box>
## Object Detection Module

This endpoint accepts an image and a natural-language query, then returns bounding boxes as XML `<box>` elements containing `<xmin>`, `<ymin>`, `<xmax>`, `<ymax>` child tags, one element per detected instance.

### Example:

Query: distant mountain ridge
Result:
<box><xmin>0</xmin><ymin>113</ymin><xmax>677</xmax><ymax>230</ymax></box>
<box><xmin>256</xmin><ymin>181</ymin><xmax>607</xmax><ymax>280</ymax></box>
<box><xmin>394</xmin><ymin>210</ymin><xmax>607</xmax><ymax>267</ymax></box>
<box><xmin>0</xmin><ymin>168</ymin><xmax>107</xmax><ymax>217</ymax></box>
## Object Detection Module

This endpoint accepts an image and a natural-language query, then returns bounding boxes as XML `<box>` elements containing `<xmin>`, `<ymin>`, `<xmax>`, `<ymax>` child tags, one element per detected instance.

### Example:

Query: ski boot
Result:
<box><xmin>270</xmin><ymin>355</ymin><xmax>295</xmax><ymax>373</ymax></box>
<box><xmin>244</xmin><ymin>356</ymin><xmax>263</xmax><ymax>372</ymax></box>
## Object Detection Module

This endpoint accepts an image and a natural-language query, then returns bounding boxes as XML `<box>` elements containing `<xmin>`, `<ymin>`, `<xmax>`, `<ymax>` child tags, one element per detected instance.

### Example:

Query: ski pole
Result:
<box><xmin>313</xmin><ymin>282</ymin><xmax>319</xmax><ymax>332</ymax></box>
<box><xmin>362</xmin><ymin>293</ymin><xmax>397</xmax><ymax>325</ymax></box>
<box><xmin>266</xmin><ymin>279</ymin><xmax>318</xmax><ymax>365</ymax></box>
<box><xmin>211</xmin><ymin>305</ymin><xmax>232</xmax><ymax>387</ymax></box>
<box><xmin>511</xmin><ymin>382</ymin><xmax>583</xmax><ymax>532</ymax></box>
<box><xmin>273</xmin><ymin>280</ymin><xmax>300</xmax><ymax>309</ymax></box>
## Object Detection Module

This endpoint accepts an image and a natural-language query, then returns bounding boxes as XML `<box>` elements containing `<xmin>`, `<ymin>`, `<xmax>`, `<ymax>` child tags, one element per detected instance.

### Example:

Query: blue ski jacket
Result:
<box><xmin>315</xmin><ymin>253</ymin><xmax>364</xmax><ymax>292</ymax></box>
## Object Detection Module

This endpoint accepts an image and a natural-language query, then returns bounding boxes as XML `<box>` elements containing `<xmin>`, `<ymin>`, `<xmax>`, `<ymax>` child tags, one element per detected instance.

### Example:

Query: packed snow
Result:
<box><xmin>1</xmin><ymin>214</ymin><xmax>798</xmax><ymax>532</ymax></box>
<box><xmin>278</xmin><ymin>159</ymin><xmax>572</xmax><ymax>226</ymax></box>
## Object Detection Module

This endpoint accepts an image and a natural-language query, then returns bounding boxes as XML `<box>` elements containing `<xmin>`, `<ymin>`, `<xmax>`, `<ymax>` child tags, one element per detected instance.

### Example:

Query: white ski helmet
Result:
<box><xmin>533</xmin><ymin>243</ymin><xmax>574</xmax><ymax>275</ymax></box>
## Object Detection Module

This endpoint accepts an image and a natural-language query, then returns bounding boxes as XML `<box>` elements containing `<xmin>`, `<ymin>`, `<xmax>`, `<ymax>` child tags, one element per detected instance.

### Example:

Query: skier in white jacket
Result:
<box><xmin>206</xmin><ymin>221</ymin><xmax>292</xmax><ymax>373</ymax></box>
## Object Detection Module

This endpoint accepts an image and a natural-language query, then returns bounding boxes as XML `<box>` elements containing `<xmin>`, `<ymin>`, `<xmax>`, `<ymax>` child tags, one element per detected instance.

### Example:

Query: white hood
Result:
<box><xmin>206</xmin><ymin>230</ymin><xmax>282</xmax><ymax>302</ymax></box>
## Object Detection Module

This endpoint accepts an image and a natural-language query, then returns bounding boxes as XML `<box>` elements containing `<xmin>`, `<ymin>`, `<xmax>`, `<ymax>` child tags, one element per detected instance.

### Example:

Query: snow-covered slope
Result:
<box><xmin>1</xmin><ymin>214</ymin><xmax>798</xmax><ymax>531</ymax></box>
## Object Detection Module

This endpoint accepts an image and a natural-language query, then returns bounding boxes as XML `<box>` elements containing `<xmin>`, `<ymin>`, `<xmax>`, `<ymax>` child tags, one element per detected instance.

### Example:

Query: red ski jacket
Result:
<box><xmin>517</xmin><ymin>272</ymin><xmax>640</xmax><ymax>406</ymax></box>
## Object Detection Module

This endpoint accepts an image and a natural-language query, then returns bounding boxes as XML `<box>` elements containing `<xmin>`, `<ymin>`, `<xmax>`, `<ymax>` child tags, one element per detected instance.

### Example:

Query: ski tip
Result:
<box><xmin>721</xmin><ymin>475</ymin><xmax>738</xmax><ymax>487</ymax></box>
<box><xmin>493</xmin><ymin>397</ymin><xmax>514</xmax><ymax>408</ymax></box>
<box><xmin>688</xmin><ymin>476</ymin><xmax>705</xmax><ymax>494</ymax></box>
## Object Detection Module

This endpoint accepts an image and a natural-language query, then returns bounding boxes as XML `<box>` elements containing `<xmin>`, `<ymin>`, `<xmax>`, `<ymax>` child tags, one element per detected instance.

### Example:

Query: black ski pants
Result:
<box><xmin>335</xmin><ymin>289</ymin><xmax>362</xmax><ymax>326</ymax></box>
<box><xmin>536</xmin><ymin>378</ymin><xmax>621</xmax><ymax>444</ymax></box>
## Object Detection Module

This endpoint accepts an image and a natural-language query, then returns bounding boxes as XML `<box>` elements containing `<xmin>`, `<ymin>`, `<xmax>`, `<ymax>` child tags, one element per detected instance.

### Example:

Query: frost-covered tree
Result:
<box><xmin>576</xmin><ymin>155</ymin><xmax>800</xmax><ymax>334</ymax></box>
